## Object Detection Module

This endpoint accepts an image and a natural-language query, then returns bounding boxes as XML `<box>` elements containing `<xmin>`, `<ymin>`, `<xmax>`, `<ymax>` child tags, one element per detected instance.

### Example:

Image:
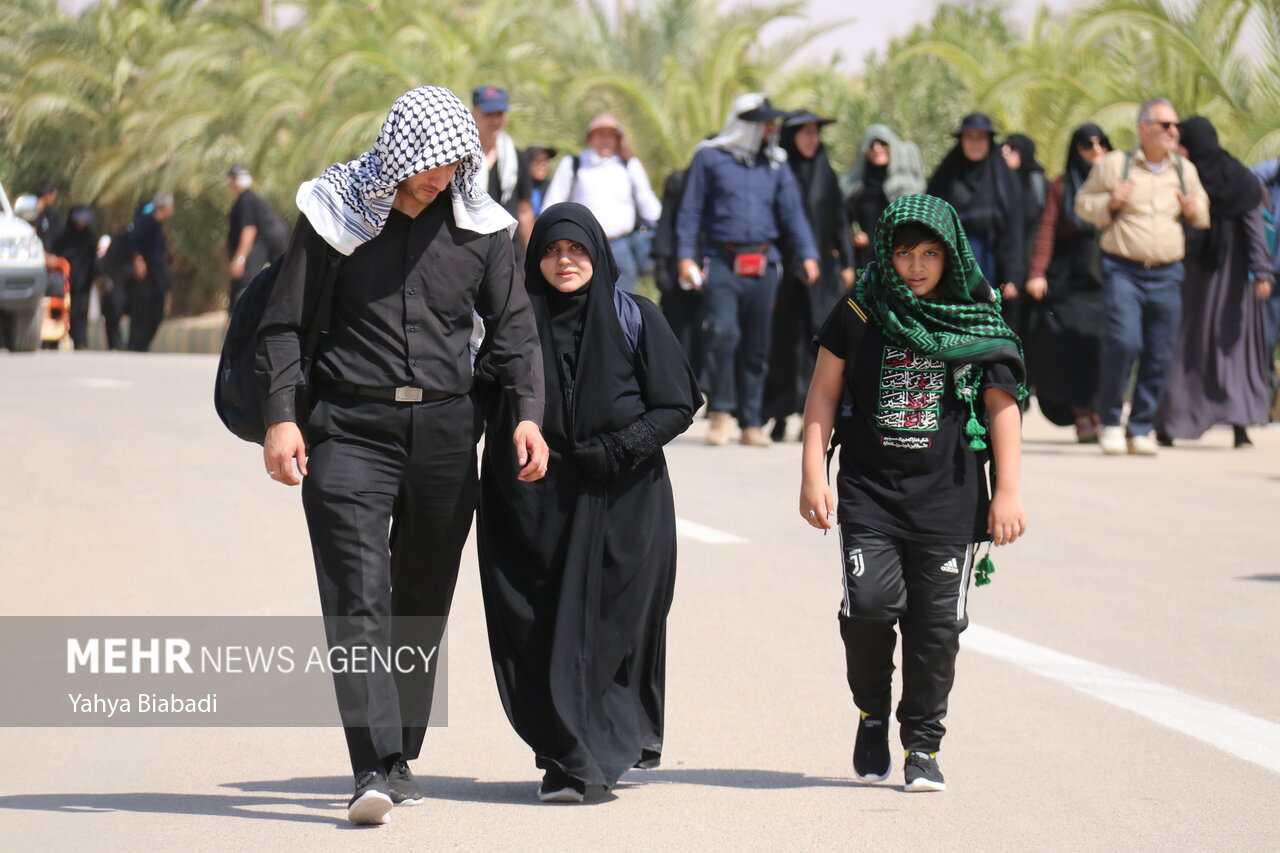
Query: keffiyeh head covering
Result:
<box><xmin>296</xmin><ymin>86</ymin><xmax>516</xmax><ymax>255</ymax></box>
<box><xmin>697</xmin><ymin>93</ymin><xmax>786</xmax><ymax>168</ymax></box>
<box><xmin>856</xmin><ymin>194</ymin><xmax>1026</xmax><ymax>389</ymax></box>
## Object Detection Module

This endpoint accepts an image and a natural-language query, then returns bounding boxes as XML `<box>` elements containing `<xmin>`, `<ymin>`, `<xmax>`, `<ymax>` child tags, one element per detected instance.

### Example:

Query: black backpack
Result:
<box><xmin>214</xmin><ymin>248</ymin><xmax>341</xmax><ymax>444</ymax></box>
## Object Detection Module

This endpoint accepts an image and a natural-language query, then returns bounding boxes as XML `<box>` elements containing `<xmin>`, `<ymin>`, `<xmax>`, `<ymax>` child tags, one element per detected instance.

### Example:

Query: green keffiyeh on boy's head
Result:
<box><xmin>855</xmin><ymin>193</ymin><xmax>1027</xmax><ymax>381</ymax></box>
<box><xmin>855</xmin><ymin>193</ymin><xmax>1027</xmax><ymax>450</ymax></box>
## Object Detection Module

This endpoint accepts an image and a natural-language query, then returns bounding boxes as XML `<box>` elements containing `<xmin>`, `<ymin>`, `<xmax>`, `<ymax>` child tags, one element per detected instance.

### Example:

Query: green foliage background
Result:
<box><xmin>2</xmin><ymin>0</ymin><xmax>1277</xmax><ymax>314</ymax></box>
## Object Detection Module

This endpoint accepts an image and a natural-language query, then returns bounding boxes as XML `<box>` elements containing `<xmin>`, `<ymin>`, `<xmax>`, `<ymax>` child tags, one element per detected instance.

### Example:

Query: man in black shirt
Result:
<box><xmin>127</xmin><ymin>192</ymin><xmax>175</xmax><ymax>352</ymax></box>
<box><xmin>226</xmin><ymin>164</ymin><xmax>285</xmax><ymax>305</ymax></box>
<box><xmin>257</xmin><ymin>86</ymin><xmax>548</xmax><ymax>826</ymax></box>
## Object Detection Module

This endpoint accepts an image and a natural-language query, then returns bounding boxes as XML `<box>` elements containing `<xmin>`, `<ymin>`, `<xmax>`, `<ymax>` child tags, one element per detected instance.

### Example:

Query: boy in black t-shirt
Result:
<box><xmin>799</xmin><ymin>194</ymin><xmax>1026</xmax><ymax>792</ymax></box>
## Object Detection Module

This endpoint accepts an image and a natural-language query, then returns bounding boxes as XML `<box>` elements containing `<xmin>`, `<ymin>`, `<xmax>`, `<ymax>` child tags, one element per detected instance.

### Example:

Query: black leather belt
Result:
<box><xmin>326</xmin><ymin>380</ymin><xmax>454</xmax><ymax>403</ymax></box>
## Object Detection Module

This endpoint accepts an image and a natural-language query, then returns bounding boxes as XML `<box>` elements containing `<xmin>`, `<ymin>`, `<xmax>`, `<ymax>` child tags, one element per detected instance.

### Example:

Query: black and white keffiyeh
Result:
<box><xmin>296</xmin><ymin>85</ymin><xmax>516</xmax><ymax>255</ymax></box>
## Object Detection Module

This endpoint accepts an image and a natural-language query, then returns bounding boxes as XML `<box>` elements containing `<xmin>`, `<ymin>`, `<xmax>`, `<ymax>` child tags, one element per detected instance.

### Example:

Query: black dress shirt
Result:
<box><xmin>256</xmin><ymin>191</ymin><xmax>543</xmax><ymax>427</ymax></box>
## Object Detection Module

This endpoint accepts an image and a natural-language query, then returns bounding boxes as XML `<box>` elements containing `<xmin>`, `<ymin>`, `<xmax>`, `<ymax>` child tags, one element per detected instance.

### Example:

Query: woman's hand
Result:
<box><xmin>1025</xmin><ymin>276</ymin><xmax>1049</xmax><ymax>300</ymax></box>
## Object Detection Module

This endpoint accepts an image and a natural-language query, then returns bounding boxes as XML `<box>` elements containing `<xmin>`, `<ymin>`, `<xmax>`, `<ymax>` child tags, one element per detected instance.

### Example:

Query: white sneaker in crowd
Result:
<box><xmin>1127</xmin><ymin>433</ymin><xmax>1159</xmax><ymax>456</ymax></box>
<box><xmin>1099</xmin><ymin>426</ymin><xmax>1127</xmax><ymax>455</ymax></box>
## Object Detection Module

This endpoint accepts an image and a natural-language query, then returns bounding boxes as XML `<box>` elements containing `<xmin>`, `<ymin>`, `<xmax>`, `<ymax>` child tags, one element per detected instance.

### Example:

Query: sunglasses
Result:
<box><xmin>1145</xmin><ymin>120</ymin><xmax>1180</xmax><ymax>131</ymax></box>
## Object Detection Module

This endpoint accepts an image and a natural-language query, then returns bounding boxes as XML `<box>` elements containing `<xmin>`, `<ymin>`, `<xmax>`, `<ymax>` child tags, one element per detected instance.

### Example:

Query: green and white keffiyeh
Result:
<box><xmin>855</xmin><ymin>193</ymin><xmax>1027</xmax><ymax>449</ymax></box>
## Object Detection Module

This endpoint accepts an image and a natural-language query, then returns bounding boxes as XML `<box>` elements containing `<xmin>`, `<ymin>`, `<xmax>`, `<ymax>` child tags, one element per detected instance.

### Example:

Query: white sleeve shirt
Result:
<box><xmin>540</xmin><ymin>150</ymin><xmax>663</xmax><ymax>240</ymax></box>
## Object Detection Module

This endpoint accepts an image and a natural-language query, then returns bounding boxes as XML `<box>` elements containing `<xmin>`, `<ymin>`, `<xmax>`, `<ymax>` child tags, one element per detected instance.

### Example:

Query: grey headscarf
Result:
<box><xmin>840</xmin><ymin>124</ymin><xmax>927</xmax><ymax>202</ymax></box>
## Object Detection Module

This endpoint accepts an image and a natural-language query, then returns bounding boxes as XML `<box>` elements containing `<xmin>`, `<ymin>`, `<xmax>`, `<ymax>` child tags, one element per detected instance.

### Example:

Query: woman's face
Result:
<box><xmin>1077</xmin><ymin>135</ymin><xmax>1108</xmax><ymax>165</ymax></box>
<box><xmin>793</xmin><ymin>123</ymin><xmax>821</xmax><ymax>160</ymax></box>
<box><xmin>867</xmin><ymin>139</ymin><xmax>890</xmax><ymax>167</ymax></box>
<box><xmin>960</xmin><ymin>130</ymin><xmax>991</xmax><ymax>162</ymax></box>
<box><xmin>540</xmin><ymin>239</ymin><xmax>594</xmax><ymax>293</ymax></box>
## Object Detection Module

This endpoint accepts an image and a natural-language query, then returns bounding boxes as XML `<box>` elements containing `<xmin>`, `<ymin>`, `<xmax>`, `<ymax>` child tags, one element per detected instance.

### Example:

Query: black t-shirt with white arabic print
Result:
<box><xmin>816</xmin><ymin>295</ymin><xmax>1019</xmax><ymax>544</ymax></box>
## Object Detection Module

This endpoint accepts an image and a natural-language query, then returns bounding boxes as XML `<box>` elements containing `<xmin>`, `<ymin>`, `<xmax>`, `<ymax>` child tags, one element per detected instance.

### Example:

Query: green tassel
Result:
<box><xmin>974</xmin><ymin>554</ymin><xmax>995</xmax><ymax>586</ymax></box>
<box><xmin>965</xmin><ymin>412</ymin><xmax>988</xmax><ymax>451</ymax></box>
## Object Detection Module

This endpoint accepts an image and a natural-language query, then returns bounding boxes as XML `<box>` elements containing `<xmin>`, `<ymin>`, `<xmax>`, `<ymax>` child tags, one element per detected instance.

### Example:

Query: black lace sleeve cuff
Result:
<box><xmin>604</xmin><ymin>418</ymin><xmax>662</xmax><ymax>471</ymax></box>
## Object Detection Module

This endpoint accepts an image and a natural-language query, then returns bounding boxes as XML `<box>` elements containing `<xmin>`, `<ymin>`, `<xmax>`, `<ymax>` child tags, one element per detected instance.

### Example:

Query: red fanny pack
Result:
<box><xmin>732</xmin><ymin>252</ymin><xmax>768</xmax><ymax>277</ymax></box>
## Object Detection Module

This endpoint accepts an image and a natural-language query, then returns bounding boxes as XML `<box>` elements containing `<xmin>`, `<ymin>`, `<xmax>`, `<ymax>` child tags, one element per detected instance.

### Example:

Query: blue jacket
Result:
<box><xmin>676</xmin><ymin>146</ymin><xmax>819</xmax><ymax>263</ymax></box>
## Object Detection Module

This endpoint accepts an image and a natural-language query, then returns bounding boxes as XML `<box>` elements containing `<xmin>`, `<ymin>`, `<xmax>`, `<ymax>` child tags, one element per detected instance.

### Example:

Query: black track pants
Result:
<box><xmin>836</xmin><ymin>523</ymin><xmax>974</xmax><ymax>753</ymax></box>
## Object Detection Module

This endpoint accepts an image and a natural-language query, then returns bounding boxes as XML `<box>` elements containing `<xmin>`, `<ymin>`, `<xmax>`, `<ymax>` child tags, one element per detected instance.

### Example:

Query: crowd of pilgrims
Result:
<box><xmin>25</xmin><ymin>105</ymin><xmax>1278</xmax><ymax>446</ymax></box>
<box><xmin>521</xmin><ymin>107</ymin><xmax>1278</xmax><ymax>449</ymax></box>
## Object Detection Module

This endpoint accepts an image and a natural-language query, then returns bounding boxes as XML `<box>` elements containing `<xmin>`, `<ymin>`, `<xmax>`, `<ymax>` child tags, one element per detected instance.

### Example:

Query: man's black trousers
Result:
<box><xmin>302</xmin><ymin>390</ymin><xmax>480</xmax><ymax>773</ymax></box>
<box><xmin>836</xmin><ymin>523</ymin><xmax>975</xmax><ymax>753</ymax></box>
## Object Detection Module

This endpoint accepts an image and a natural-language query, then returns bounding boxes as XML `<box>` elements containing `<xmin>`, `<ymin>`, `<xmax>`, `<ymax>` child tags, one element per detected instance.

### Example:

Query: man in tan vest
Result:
<box><xmin>1076</xmin><ymin>98</ymin><xmax>1210</xmax><ymax>455</ymax></box>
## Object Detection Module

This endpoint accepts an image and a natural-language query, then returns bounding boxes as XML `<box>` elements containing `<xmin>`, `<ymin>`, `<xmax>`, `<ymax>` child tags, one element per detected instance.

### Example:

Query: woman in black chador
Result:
<box><xmin>475</xmin><ymin>202</ymin><xmax>701</xmax><ymax>803</ymax></box>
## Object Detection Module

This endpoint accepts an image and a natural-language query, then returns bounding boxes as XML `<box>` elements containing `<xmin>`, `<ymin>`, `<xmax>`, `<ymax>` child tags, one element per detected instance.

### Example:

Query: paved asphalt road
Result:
<box><xmin>2</xmin><ymin>353</ymin><xmax>1277</xmax><ymax>851</ymax></box>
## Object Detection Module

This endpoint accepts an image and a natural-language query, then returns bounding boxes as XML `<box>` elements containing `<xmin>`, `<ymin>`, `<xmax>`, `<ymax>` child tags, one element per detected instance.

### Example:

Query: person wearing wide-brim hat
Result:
<box><xmin>541</xmin><ymin>112</ymin><xmax>663</xmax><ymax>293</ymax></box>
<box><xmin>674</xmin><ymin>93</ymin><xmax>822</xmax><ymax>447</ymax></box>
<box><xmin>927</xmin><ymin>111</ymin><xmax>1027</xmax><ymax>306</ymax></box>
<box><xmin>764</xmin><ymin>108</ymin><xmax>855</xmax><ymax>441</ymax></box>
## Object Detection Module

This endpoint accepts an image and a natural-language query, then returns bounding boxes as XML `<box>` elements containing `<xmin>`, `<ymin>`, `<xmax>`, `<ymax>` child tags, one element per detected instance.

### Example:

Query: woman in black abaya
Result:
<box><xmin>475</xmin><ymin>202</ymin><xmax>701</xmax><ymax>802</ymax></box>
<box><xmin>765</xmin><ymin>109</ymin><xmax>854</xmax><ymax>441</ymax></box>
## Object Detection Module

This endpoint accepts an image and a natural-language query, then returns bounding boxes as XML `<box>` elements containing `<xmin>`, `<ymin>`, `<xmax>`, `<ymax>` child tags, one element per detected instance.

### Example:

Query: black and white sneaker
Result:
<box><xmin>903</xmin><ymin>751</ymin><xmax>946</xmax><ymax>792</ymax></box>
<box><xmin>537</xmin><ymin>765</ymin><xmax>586</xmax><ymax>803</ymax></box>
<box><xmin>852</xmin><ymin>712</ymin><xmax>892</xmax><ymax>782</ymax></box>
<box><xmin>347</xmin><ymin>769</ymin><xmax>393</xmax><ymax>825</ymax></box>
<box><xmin>386</xmin><ymin>758</ymin><xmax>425</xmax><ymax>806</ymax></box>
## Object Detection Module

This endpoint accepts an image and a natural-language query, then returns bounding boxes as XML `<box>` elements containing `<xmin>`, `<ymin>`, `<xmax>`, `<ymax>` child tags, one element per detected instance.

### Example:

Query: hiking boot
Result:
<box><xmin>705</xmin><ymin>411</ymin><xmax>732</xmax><ymax>446</ymax></box>
<box><xmin>851</xmin><ymin>712</ymin><xmax>891</xmax><ymax>783</ymax></box>
<box><xmin>903</xmin><ymin>751</ymin><xmax>946</xmax><ymax>793</ymax></box>
<box><xmin>538</xmin><ymin>765</ymin><xmax>586</xmax><ymax>803</ymax></box>
<box><xmin>1099</xmin><ymin>426</ymin><xmax>1127</xmax><ymax>455</ymax></box>
<box><xmin>740</xmin><ymin>427</ymin><xmax>772</xmax><ymax>447</ymax></box>
<box><xmin>348</xmin><ymin>769</ymin><xmax>393</xmax><ymax>825</ymax></box>
<box><xmin>1127</xmin><ymin>433</ymin><xmax>1158</xmax><ymax>456</ymax></box>
<box><xmin>386</xmin><ymin>758</ymin><xmax>425</xmax><ymax>806</ymax></box>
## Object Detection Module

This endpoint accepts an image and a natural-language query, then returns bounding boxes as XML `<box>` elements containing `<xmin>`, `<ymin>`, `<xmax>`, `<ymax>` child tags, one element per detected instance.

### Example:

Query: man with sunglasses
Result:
<box><xmin>1075</xmin><ymin>98</ymin><xmax>1210</xmax><ymax>456</ymax></box>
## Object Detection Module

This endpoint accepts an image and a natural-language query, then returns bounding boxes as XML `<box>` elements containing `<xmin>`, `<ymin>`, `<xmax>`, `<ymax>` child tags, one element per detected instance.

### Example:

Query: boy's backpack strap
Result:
<box><xmin>826</xmin><ymin>296</ymin><xmax>871</xmax><ymax>479</ymax></box>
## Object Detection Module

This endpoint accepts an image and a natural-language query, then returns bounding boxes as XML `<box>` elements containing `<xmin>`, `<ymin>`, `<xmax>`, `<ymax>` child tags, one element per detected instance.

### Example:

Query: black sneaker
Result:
<box><xmin>852</xmin><ymin>712</ymin><xmax>892</xmax><ymax>782</ymax></box>
<box><xmin>386</xmin><ymin>758</ymin><xmax>425</xmax><ymax>806</ymax></box>
<box><xmin>347</xmin><ymin>769</ymin><xmax>393</xmax><ymax>825</ymax></box>
<box><xmin>903</xmin><ymin>750</ymin><xmax>946</xmax><ymax>792</ymax></box>
<box><xmin>537</xmin><ymin>765</ymin><xmax>586</xmax><ymax>803</ymax></box>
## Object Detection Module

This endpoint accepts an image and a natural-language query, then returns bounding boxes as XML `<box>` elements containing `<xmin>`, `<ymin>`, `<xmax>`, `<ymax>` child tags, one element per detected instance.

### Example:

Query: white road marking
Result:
<box><xmin>965</xmin><ymin>624</ymin><xmax>1280</xmax><ymax>775</ymax></box>
<box><xmin>71</xmin><ymin>378</ymin><xmax>134</xmax><ymax>389</ymax></box>
<box><xmin>676</xmin><ymin>518</ymin><xmax>747</xmax><ymax>545</ymax></box>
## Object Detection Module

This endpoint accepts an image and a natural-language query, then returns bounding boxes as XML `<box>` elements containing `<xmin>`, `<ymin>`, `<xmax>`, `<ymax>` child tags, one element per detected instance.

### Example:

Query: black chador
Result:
<box><xmin>475</xmin><ymin>203</ymin><xmax>701</xmax><ymax>792</ymax></box>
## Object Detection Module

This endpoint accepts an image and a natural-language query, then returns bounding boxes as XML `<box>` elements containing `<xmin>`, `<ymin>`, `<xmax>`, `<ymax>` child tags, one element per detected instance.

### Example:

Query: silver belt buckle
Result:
<box><xmin>394</xmin><ymin>386</ymin><xmax>424</xmax><ymax>403</ymax></box>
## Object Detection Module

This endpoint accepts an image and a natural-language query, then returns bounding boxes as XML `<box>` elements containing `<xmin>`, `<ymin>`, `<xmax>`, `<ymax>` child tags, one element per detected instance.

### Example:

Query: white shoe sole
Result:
<box><xmin>904</xmin><ymin>777</ymin><xmax>946</xmax><ymax>792</ymax></box>
<box><xmin>394</xmin><ymin>795</ymin><xmax>425</xmax><ymax>807</ymax></box>
<box><xmin>538</xmin><ymin>786</ymin><xmax>585</xmax><ymax>803</ymax></box>
<box><xmin>348</xmin><ymin>790</ymin><xmax>393</xmax><ymax>824</ymax></box>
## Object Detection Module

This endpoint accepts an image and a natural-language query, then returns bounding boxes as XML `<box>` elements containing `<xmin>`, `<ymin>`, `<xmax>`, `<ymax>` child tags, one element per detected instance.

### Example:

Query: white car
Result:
<box><xmin>0</xmin><ymin>182</ymin><xmax>48</xmax><ymax>351</ymax></box>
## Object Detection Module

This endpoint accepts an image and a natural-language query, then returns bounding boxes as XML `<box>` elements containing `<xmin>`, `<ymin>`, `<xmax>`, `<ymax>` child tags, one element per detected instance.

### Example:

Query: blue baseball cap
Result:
<box><xmin>472</xmin><ymin>86</ymin><xmax>509</xmax><ymax>112</ymax></box>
